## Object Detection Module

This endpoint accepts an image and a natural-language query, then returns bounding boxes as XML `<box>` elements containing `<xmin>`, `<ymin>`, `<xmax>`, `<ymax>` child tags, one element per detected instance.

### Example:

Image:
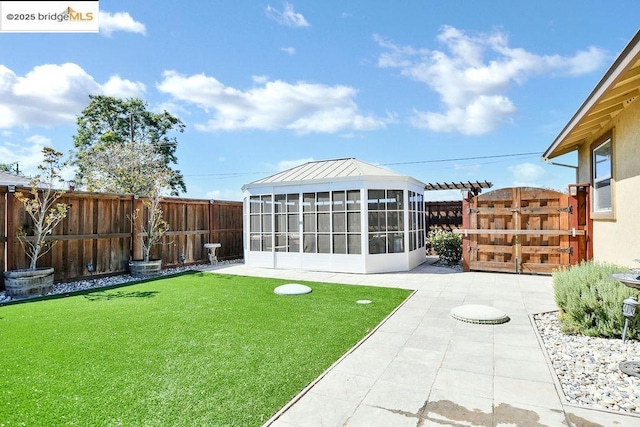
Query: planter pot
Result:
<box><xmin>4</xmin><ymin>267</ymin><xmax>55</xmax><ymax>298</ymax></box>
<box><xmin>128</xmin><ymin>259</ymin><xmax>162</xmax><ymax>278</ymax></box>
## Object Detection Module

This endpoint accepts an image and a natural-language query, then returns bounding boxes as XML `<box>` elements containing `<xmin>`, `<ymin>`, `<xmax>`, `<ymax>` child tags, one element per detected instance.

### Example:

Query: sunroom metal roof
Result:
<box><xmin>244</xmin><ymin>157</ymin><xmax>420</xmax><ymax>188</ymax></box>
<box><xmin>543</xmin><ymin>30</ymin><xmax>640</xmax><ymax>160</ymax></box>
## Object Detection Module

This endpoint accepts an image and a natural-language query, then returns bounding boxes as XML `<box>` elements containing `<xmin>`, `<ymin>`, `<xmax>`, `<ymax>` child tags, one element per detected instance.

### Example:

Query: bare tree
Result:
<box><xmin>15</xmin><ymin>147</ymin><xmax>69</xmax><ymax>270</ymax></box>
<box><xmin>129</xmin><ymin>171</ymin><xmax>172</xmax><ymax>262</ymax></box>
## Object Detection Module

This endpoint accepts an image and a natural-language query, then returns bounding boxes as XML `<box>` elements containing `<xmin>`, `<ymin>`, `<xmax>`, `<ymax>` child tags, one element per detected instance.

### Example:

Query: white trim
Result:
<box><xmin>592</xmin><ymin>138</ymin><xmax>612</xmax><ymax>212</ymax></box>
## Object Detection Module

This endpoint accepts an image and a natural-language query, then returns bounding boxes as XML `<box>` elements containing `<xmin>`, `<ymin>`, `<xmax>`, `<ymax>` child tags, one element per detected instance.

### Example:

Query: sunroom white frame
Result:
<box><xmin>242</xmin><ymin>159</ymin><xmax>427</xmax><ymax>274</ymax></box>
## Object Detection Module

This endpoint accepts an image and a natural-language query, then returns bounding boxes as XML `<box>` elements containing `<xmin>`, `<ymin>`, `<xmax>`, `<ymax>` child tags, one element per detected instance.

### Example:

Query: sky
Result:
<box><xmin>1</xmin><ymin>1</ymin><xmax>639</xmax><ymax>202</ymax></box>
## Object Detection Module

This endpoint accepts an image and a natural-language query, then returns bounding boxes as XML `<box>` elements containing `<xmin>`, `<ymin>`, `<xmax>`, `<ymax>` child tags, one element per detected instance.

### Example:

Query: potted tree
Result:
<box><xmin>128</xmin><ymin>173</ymin><xmax>171</xmax><ymax>277</ymax></box>
<box><xmin>4</xmin><ymin>147</ymin><xmax>69</xmax><ymax>298</ymax></box>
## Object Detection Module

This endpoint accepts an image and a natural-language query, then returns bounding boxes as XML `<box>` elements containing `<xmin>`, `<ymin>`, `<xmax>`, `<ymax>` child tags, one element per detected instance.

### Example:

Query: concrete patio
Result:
<box><xmin>199</xmin><ymin>259</ymin><xmax>639</xmax><ymax>426</ymax></box>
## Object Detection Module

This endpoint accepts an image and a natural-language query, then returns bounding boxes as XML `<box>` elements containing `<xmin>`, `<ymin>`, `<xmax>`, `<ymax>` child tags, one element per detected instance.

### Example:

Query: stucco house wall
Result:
<box><xmin>544</xmin><ymin>30</ymin><xmax>640</xmax><ymax>269</ymax></box>
<box><xmin>576</xmin><ymin>99</ymin><xmax>640</xmax><ymax>266</ymax></box>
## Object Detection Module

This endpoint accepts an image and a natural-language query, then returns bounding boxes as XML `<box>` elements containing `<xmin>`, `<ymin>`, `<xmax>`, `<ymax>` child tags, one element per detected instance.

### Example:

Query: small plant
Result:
<box><xmin>15</xmin><ymin>147</ymin><xmax>69</xmax><ymax>271</ymax></box>
<box><xmin>553</xmin><ymin>261</ymin><xmax>638</xmax><ymax>339</ymax></box>
<box><xmin>427</xmin><ymin>229</ymin><xmax>462</xmax><ymax>265</ymax></box>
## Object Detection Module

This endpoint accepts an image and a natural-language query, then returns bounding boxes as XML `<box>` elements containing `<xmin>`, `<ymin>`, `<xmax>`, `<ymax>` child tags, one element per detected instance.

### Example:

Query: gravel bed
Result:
<box><xmin>0</xmin><ymin>259</ymin><xmax>243</xmax><ymax>304</ymax></box>
<box><xmin>534</xmin><ymin>311</ymin><xmax>640</xmax><ymax>414</ymax></box>
<box><xmin>5</xmin><ymin>263</ymin><xmax>639</xmax><ymax>416</ymax></box>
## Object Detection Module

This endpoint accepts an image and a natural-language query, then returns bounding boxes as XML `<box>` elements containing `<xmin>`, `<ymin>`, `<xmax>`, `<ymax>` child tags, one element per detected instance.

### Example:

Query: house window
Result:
<box><xmin>592</xmin><ymin>138</ymin><xmax>612</xmax><ymax>212</ymax></box>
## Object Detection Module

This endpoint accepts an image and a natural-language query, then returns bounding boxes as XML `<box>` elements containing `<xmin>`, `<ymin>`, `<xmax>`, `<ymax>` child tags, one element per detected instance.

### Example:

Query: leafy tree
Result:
<box><xmin>72</xmin><ymin>95</ymin><xmax>186</xmax><ymax>196</ymax></box>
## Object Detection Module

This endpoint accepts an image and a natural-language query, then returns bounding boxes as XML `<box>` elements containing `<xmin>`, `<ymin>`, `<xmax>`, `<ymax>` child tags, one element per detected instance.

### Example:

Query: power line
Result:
<box><xmin>381</xmin><ymin>152</ymin><xmax>541</xmax><ymax>166</ymax></box>
<box><xmin>182</xmin><ymin>151</ymin><xmax>543</xmax><ymax>178</ymax></box>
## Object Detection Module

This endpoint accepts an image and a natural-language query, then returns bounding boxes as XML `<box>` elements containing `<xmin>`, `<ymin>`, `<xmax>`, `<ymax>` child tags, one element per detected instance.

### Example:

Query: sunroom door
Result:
<box><xmin>274</xmin><ymin>193</ymin><xmax>302</xmax><ymax>268</ymax></box>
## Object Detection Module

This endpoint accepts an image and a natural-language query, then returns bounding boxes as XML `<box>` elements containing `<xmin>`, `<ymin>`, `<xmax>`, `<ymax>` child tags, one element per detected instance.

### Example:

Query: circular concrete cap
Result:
<box><xmin>356</xmin><ymin>299</ymin><xmax>372</xmax><ymax>304</ymax></box>
<box><xmin>450</xmin><ymin>304</ymin><xmax>510</xmax><ymax>324</ymax></box>
<box><xmin>274</xmin><ymin>283</ymin><xmax>312</xmax><ymax>295</ymax></box>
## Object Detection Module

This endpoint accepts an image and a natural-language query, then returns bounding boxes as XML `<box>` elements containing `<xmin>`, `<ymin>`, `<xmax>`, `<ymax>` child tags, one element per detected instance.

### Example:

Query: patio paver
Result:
<box><xmin>201</xmin><ymin>259</ymin><xmax>640</xmax><ymax>426</ymax></box>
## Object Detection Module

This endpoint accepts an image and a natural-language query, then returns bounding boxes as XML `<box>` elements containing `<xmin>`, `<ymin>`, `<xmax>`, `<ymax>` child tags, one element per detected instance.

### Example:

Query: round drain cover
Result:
<box><xmin>620</xmin><ymin>361</ymin><xmax>640</xmax><ymax>377</ymax></box>
<box><xmin>274</xmin><ymin>283</ymin><xmax>312</xmax><ymax>295</ymax></box>
<box><xmin>450</xmin><ymin>304</ymin><xmax>510</xmax><ymax>324</ymax></box>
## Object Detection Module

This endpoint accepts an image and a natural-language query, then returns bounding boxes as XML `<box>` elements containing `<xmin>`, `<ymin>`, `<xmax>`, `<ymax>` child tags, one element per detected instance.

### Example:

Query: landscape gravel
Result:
<box><xmin>534</xmin><ymin>311</ymin><xmax>640</xmax><ymax>414</ymax></box>
<box><xmin>0</xmin><ymin>260</ymin><xmax>243</xmax><ymax>304</ymax></box>
<box><xmin>4</xmin><ymin>261</ymin><xmax>640</xmax><ymax>417</ymax></box>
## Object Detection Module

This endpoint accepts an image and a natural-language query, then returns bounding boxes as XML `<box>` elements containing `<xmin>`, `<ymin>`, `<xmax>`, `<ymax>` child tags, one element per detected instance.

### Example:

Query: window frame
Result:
<box><xmin>367</xmin><ymin>189</ymin><xmax>406</xmax><ymax>254</ymax></box>
<box><xmin>590</xmin><ymin>132</ymin><xmax>614</xmax><ymax>220</ymax></box>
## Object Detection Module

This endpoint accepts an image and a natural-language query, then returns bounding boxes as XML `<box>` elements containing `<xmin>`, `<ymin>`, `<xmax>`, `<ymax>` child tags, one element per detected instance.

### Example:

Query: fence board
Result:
<box><xmin>425</xmin><ymin>201</ymin><xmax>462</xmax><ymax>232</ymax></box>
<box><xmin>460</xmin><ymin>186</ymin><xmax>589</xmax><ymax>275</ymax></box>
<box><xmin>1</xmin><ymin>187</ymin><xmax>243</xmax><ymax>289</ymax></box>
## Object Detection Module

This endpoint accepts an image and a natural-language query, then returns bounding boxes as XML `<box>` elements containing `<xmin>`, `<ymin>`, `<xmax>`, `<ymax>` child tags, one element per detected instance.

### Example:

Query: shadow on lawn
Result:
<box><xmin>84</xmin><ymin>290</ymin><xmax>159</xmax><ymax>301</ymax></box>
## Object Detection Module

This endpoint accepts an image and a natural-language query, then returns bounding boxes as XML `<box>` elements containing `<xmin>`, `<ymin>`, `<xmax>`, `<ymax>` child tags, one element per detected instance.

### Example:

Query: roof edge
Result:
<box><xmin>543</xmin><ymin>30</ymin><xmax>640</xmax><ymax>160</ymax></box>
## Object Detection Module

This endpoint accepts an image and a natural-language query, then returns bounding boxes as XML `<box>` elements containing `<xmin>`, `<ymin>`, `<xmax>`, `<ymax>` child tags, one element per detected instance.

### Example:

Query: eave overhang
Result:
<box><xmin>543</xmin><ymin>30</ymin><xmax>640</xmax><ymax>161</ymax></box>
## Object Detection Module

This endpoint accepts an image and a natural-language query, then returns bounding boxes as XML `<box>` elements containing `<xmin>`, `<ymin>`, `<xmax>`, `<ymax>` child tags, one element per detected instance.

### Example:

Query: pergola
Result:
<box><xmin>424</xmin><ymin>181</ymin><xmax>493</xmax><ymax>196</ymax></box>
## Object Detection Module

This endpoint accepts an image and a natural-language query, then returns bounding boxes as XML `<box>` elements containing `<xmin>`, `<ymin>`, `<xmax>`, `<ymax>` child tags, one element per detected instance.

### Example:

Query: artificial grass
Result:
<box><xmin>0</xmin><ymin>273</ymin><xmax>411</xmax><ymax>426</ymax></box>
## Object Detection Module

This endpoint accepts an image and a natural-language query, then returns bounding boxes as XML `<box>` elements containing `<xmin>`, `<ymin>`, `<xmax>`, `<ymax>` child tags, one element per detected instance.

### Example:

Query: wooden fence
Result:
<box><xmin>1</xmin><ymin>186</ymin><xmax>243</xmax><ymax>287</ymax></box>
<box><xmin>425</xmin><ymin>201</ymin><xmax>463</xmax><ymax>232</ymax></box>
<box><xmin>459</xmin><ymin>186</ymin><xmax>590</xmax><ymax>274</ymax></box>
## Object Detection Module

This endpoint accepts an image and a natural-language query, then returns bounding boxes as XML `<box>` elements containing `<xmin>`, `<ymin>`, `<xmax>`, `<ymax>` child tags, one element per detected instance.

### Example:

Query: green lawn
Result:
<box><xmin>0</xmin><ymin>273</ymin><xmax>411</xmax><ymax>426</ymax></box>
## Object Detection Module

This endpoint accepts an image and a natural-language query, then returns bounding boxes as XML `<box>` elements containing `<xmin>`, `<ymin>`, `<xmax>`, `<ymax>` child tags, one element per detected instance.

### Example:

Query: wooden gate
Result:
<box><xmin>460</xmin><ymin>185</ymin><xmax>590</xmax><ymax>274</ymax></box>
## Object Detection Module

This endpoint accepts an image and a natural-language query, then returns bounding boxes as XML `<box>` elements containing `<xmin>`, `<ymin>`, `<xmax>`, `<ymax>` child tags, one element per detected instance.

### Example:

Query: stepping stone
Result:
<box><xmin>274</xmin><ymin>283</ymin><xmax>312</xmax><ymax>295</ymax></box>
<box><xmin>450</xmin><ymin>304</ymin><xmax>510</xmax><ymax>324</ymax></box>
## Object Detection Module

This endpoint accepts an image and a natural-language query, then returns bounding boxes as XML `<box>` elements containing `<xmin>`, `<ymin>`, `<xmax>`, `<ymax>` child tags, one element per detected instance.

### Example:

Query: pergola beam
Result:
<box><xmin>425</xmin><ymin>181</ymin><xmax>493</xmax><ymax>195</ymax></box>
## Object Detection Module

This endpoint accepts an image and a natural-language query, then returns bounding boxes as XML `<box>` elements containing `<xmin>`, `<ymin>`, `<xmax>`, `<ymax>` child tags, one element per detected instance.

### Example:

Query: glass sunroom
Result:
<box><xmin>242</xmin><ymin>158</ymin><xmax>426</xmax><ymax>273</ymax></box>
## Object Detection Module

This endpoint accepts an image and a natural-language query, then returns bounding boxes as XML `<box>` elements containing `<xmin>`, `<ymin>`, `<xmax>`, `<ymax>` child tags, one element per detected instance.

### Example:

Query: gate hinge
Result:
<box><xmin>557</xmin><ymin>205</ymin><xmax>573</xmax><ymax>213</ymax></box>
<box><xmin>557</xmin><ymin>247</ymin><xmax>573</xmax><ymax>254</ymax></box>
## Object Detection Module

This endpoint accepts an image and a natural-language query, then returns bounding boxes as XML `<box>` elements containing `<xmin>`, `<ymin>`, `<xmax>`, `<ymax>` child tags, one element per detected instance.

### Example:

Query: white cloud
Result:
<box><xmin>0</xmin><ymin>134</ymin><xmax>51</xmax><ymax>177</ymax></box>
<box><xmin>0</xmin><ymin>135</ymin><xmax>77</xmax><ymax>181</ymax></box>
<box><xmin>410</xmin><ymin>95</ymin><xmax>516</xmax><ymax>135</ymax></box>
<box><xmin>252</xmin><ymin>75</ymin><xmax>269</xmax><ymax>84</ymax></box>
<box><xmin>0</xmin><ymin>63</ymin><xmax>147</xmax><ymax>129</ymax></box>
<box><xmin>265</xmin><ymin>3</ymin><xmax>309</xmax><ymax>28</ymax></box>
<box><xmin>157</xmin><ymin>70</ymin><xmax>387</xmax><ymax>134</ymax></box>
<box><xmin>376</xmin><ymin>26</ymin><xmax>609</xmax><ymax>135</ymax></box>
<box><xmin>99</xmin><ymin>11</ymin><xmax>146</xmax><ymax>37</ymax></box>
<box><xmin>101</xmin><ymin>75</ymin><xmax>146</xmax><ymax>98</ymax></box>
<box><xmin>0</xmin><ymin>63</ymin><xmax>99</xmax><ymax>127</ymax></box>
<box><xmin>508</xmin><ymin>162</ymin><xmax>545</xmax><ymax>186</ymax></box>
<box><xmin>281</xmin><ymin>46</ymin><xmax>296</xmax><ymax>55</ymax></box>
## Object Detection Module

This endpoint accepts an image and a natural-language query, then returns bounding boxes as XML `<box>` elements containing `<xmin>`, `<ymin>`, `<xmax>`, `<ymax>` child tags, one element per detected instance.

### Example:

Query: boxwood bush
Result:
<box><xmin>553</xmin><ymin>261</ymin><xmax>640</xmax><ymax>339</ymax></box>
<box><xmin>427</xmin><ymin>230</ymin><xmax>462</xmax><ymax>265</ymax></box>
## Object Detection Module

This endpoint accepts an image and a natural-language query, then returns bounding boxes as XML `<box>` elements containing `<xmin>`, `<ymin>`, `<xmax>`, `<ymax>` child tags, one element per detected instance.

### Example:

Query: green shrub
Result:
<box><xmin>427</xmin><ymin>230</ymin><xmax>462</xmax><ymax>265</ymax></box>
<box><xmin>553</xmin><ymin>261</ymin><xmax>640</xmax><ymax>339</ymax></box>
